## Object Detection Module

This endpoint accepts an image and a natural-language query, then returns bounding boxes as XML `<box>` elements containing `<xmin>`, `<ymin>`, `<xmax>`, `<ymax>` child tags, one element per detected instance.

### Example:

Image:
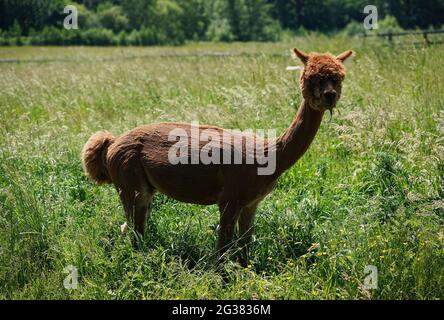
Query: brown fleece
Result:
<box><xmin>81</xmin><ymin>48</ymin><xmax>353</xmax><ymax>266</ymax></box>
<box><xmin>81</xmin><ymin>131</ymin><xmax>115</xmax><ymax>184</ymax></box>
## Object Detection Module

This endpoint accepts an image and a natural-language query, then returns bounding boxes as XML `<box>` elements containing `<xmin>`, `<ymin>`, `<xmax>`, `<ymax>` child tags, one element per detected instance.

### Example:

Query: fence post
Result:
<box><xmin>423</xmin><ymin>31</ymin><xmax>431</xmax><ymax>46</ymax></box>
<box><xmin>387</xmin><ymin>32</ymin><xmax>393</xmax><ymax>45</ymax></box>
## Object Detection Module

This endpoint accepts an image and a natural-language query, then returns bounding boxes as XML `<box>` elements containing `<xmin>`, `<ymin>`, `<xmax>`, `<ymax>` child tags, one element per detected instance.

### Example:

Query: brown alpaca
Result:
<box><xmin>81</xmin><ymin>48</ymin><xmax>353</xmax><ymax>266</ymax></box>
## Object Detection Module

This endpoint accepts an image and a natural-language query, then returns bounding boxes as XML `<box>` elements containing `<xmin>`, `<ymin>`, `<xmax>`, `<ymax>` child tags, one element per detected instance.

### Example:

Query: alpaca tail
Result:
<box><xmin>81</xmin><ymin>131</ymin><xmax>115</xmax><ymax>184</ymax></box>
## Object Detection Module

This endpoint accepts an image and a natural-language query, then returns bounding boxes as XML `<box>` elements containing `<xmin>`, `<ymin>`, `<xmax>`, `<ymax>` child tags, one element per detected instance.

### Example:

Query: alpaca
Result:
<box><xmin>81</xmin><ymin>48</ymin><xmax>353</xmax><ymax>266</ymax></box>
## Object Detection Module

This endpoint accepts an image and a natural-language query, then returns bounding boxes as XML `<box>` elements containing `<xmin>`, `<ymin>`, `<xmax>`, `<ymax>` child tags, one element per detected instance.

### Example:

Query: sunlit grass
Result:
<box><xmin>0</xmin><ymin>37</ymin><xmax>443</xmax><ymax>299</ymax></box>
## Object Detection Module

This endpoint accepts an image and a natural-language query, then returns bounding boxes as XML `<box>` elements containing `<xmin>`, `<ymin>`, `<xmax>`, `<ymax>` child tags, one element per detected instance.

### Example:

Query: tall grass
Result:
<box><xmin>0</xmin><ymin>36</ymin><xmax>443</xmax><ymax>299</ymax></box>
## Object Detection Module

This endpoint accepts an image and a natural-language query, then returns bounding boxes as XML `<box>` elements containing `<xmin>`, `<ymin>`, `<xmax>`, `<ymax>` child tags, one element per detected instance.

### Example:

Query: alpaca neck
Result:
<box><xmin>274</xmin><ymin>99</ymin><xmax>324</xmax><ymax>177</ymax></box>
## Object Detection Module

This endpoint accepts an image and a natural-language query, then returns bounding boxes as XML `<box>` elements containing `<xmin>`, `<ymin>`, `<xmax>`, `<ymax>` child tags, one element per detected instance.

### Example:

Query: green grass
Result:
<box><xmin>0</xmin><ymin>36</ymin><xmax>443</xmax><ymax>299</ymax></box>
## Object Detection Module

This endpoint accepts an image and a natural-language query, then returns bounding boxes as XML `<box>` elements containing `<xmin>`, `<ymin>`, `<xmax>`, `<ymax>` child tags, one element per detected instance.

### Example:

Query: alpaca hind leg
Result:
<box><xmin>120</xmin><ymin>221</ymin><xmax>128</xmax><ymax>235</ymax></box>
<box><xmin>133</xmin><ymin>191</ymin><xmax>153</xmax><ymax>236</ymax></box>
<box><xmin>115</xmin><ymin>161</ymin><xmax>154</xmax><ymax>242</ymax></box>
<box><xmin>119</xmin><ymin>188</ymin><xmax>153</xmax><ymax>238</ymax></box>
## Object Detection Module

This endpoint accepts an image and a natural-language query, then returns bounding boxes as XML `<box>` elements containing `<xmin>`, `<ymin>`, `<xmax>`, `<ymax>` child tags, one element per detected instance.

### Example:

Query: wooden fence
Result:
<box><xmin>361</xmin><ymin>29</ymin><xmax>444</xmax><ymax>46</ymax></box>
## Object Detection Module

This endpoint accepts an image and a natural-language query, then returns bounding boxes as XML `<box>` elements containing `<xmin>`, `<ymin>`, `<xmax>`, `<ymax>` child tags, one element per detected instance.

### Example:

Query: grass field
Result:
<box><xmin>0</xmin><ymin>36</ymin><xmax>443</xmax><ymax>299</ymax></box>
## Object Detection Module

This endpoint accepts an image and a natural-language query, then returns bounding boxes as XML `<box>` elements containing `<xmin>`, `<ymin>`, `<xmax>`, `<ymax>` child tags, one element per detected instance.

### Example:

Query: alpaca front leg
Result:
<box><xmin>238</xmin><ymin>204</ymin><xmax>258</xmax><ymax>268</ymax></box>
<box><xmin>217</xmin><ymin>202</ymin><xmax>241</xmax><ymax>265</ymax></box>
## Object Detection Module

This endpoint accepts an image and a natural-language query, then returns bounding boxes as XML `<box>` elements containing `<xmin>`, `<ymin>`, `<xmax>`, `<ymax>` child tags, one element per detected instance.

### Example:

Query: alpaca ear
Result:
<box><xmin>292</xmin><ymin>48</ymin><xmax>309</xmax><ymax>65</ymax></box>
<box><xmin>336</xmin><ymin>50</ymin><xmax>354</xmax><ymax>62</ymax></box>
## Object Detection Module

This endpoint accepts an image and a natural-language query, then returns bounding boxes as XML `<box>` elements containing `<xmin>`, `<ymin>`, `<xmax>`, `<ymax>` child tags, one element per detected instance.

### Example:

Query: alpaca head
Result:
<box><xmin>293</xmin><ymin>48</ymin><xmax>353</xmax><ymax>112</ymax></box>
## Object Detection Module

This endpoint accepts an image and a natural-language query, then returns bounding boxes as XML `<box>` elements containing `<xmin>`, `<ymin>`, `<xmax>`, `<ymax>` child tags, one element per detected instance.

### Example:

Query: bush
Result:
<box><xmin>117</xmin><ymin>30</ymin><xmax>128</xmax><ymax>46</ymax></box>
<box><xmin>40</xmin><ymin>26</ymin><xmax>64</xmax><ymax>45</ymax></box>
<box><xmin>77</xmin><ymin>4</ymin><xmax>101</xmax><ymax>29</ymax></box>
<box><xmin>206</xmin><ymin>18</ymin><xmax>234</xmax><ymax>42</ymax></box>
<box><xmin>138</xmin><ymin>27</ymin><xmax>161</xmax><ymax>45</ymax></box>
<box><xmin>261</xmin><ymin>20</ymin><xmax>282</xmax><ymax>42</ymax></box>
<box><xmin>81</xmin><ymin>28</ymin><xmax>116</xmax><ymax>46</ymax></box>
<box><xmin>293</xmin><ymin>26</ymin><xmax>309</xmax><ymax>37</ymax></box>
<box><xmin>125</xmin><ymin>29</ymin><xmax>140</xmax><ymax>45</ymax></box>
<box><xmin>15</xmin><ymin>36</ymin><xmax>24</xmax><ymax>46</ymax></box>
<box><xmin>343</xmin><ymin>20</ymin><xmax>365</xmax><ymax>36</ymax></box>
<box><xmin>98</xmin><ymin>6</ymin><xmax>129</xmax><ymax>32</ymax></box>
<box><xmin>377</xmin><ymin>15</ymin><xmax>403</xmax><ymax>33</ymax></box>
<box><xmin>8</xmin><ymin>20</ymin><xmax>22</xmax><ymax>38</ymax></box>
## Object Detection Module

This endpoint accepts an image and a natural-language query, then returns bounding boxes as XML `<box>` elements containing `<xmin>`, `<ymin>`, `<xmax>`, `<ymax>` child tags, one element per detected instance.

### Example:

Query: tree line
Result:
<box><xmin>1</xmin><ymin>0</ymin><xmax>444</xmax><ymax>45</ymax></box>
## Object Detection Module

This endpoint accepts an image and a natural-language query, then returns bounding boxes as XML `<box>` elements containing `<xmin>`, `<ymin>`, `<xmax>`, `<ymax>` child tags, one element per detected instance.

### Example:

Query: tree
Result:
<box><xmin>176</xmin><ymin>0</ymin><xmax>208</xmax><ymax>40</ymax></box>
<box><xmin>206</xmin><ymin>0</ymin><xmax>280</xmax><ymax>41</ymax></box>
<box><xmin>0</xmin><ymin>0</ymin><xmax>65</xmax><ymax>34</ymax></box>
<box><xmin>1</xmin><ymin>0</ymin><xmax>444</xmax><ymax>45</ymax></box>
<box><xmin>98</xmin><ymin>5</ymin><xmax>129</xmax><ymax>32</ymax></box>
<box><xmin>121</xmin><ymin>0</ymin><xmax>156</xmax><ymax>30</ymax></box>
<box><xmin>152</xmin><ymin>0</ymin><xmax>186</xmax><ymax>44</ymax></box>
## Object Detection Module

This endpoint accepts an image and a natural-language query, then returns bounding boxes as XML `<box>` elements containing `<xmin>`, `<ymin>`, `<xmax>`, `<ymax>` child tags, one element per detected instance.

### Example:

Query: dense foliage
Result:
<box><xmin>1</xmin><ymin>0</ymin><xmax>444</xmax><ymax>45</ymax></box>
